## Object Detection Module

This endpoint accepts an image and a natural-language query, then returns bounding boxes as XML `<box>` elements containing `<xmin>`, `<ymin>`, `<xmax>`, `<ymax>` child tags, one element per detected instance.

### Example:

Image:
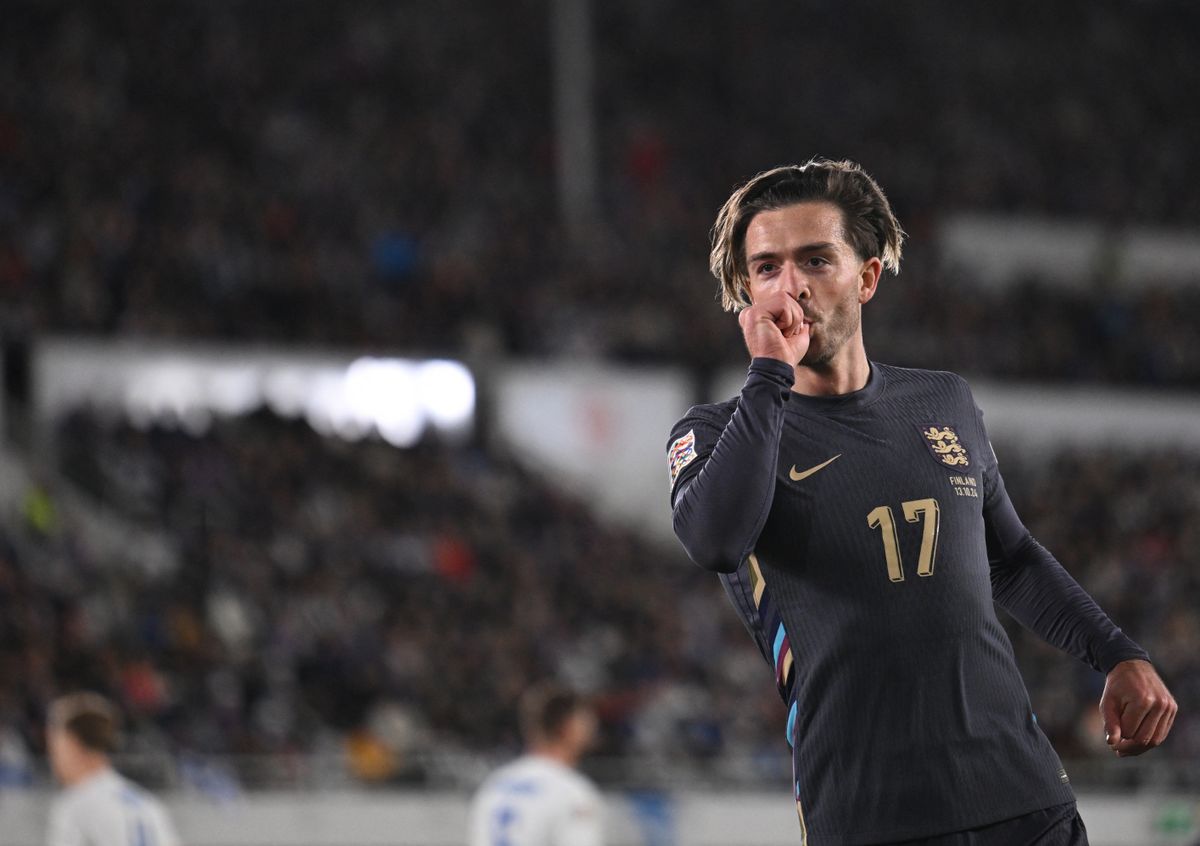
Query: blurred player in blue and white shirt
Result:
<box><xmin>46</xmin><ymin>692</ymin><xmax>181</xmax><ymax>846</ymax></box>
<box><xmin>468</xmin><ymin>685</ymin><xmax>603</xmax><ymax>846</ymax></box>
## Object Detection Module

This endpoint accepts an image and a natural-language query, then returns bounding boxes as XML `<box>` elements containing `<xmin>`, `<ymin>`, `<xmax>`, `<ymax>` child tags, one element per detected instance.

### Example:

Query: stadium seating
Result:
<box><xmin>0</xmin><ymin>411</ymin><xmax>1193</xmax><ymax>789</ymax></box>
<box><xmin>1</xmin><ymin>0</ymin><xmax>1196</xmax><ymax>804</ymax></box>
<box><xmin>1</xmin><ymin>2</ymin><xmax>1198</xmax><ymax>385</ymax></box>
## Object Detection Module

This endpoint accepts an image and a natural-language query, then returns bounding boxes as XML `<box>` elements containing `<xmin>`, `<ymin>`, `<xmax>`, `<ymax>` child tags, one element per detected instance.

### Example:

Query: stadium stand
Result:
<box><xmin>0</xmin><ymin>410</ymin><xmax>1194</xmax><ymax>791</ymax></box>
<box><xmin>1</xmin><ymin>1</ymin><xmax>1199</xmax><ymax>384</ymax></box>
<box><xmin>2</xmin><ymin>410</ymin><xmax>782</xmax><ymax>788</ymax></box>
<box><xmin>0</xmin><ymin>4</ymin><xmax>1196</xmax><ymax>833</ymax></box>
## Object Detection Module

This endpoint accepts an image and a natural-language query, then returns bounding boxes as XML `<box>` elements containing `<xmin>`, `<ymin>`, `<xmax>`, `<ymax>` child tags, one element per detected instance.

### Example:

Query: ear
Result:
<box><xmin>858</xmin><ymin>257</ymin><xmax>883</xmax><ymax>304</ymax></box>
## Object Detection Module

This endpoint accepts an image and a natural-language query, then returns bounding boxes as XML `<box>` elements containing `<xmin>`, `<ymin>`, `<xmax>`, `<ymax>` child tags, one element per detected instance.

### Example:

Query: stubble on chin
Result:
<box><xmin>800</xmin><ymin>344</ymin><xmax>833</xmax><ymax>368</ymax></box>
<box><xmin>800</xmin><ymin>308</ymin><xmax>860</xmax><ymax>369</ymax></box>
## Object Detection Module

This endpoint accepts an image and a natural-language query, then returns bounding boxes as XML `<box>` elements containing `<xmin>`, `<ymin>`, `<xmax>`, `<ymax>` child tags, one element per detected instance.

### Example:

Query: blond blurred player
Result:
<box><xmin>46</xmin><ymin>692</ymin><xmax>182</xmax><ymax>846</ymax></box>
<box><xmin>468</xmin><ymin>685</ymin><xmax>603</xmax><ymax>846</ymax></box>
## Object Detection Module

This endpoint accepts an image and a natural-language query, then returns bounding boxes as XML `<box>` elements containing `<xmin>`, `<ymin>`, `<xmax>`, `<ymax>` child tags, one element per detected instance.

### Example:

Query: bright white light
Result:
<box><xmin>126</xmin><ymin>361</ymin><xmax>198</xmax><ymax>423</ymax></box>
<box><xmin>206</xmin><ymin>367</ymin><xmax>261</xmax><ymax>417</ymax></box>
<box><xmin>303</xmin><ymin>370</ymin><xmax>349</xmax><ymax>438</ymax></box>
<box><xmin>333</xmin><ymin>414</ymin><xmax>372</xmax><ymax>442</ymax></box>
<box><xmin>377</xmin><ymin>413</ymin><xmax>423</xmax><ymax>448</ymax></box>
<box><xmin>263</xmin><ymin>367</ymin><xmax>313</xmax><ymax>419</ymax></box>
<box><xmin>344</xmin><ymin>357</ymin><xmax>424</xmax><ymax>447</ymax></box>
<box><xmin>108</xmin><ymin>351</ymin><xmax>473</xmax><ymax>448</ymax></box>
<box><xmin>418</xmin><ymin>360</ymin><xmax>475</xmax><ymax>430</ymax></box>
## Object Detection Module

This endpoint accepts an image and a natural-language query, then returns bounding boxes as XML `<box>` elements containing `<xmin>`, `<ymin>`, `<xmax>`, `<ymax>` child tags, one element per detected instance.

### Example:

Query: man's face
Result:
<box><xmin>560</xmin><ymin>709</ymin><xmax>598</xmax><ymax>758</ymax></box>
<box><xmin>743</xmin><ymin>201</ymin><xmax>878</xmax><ymax>367</ymax></box>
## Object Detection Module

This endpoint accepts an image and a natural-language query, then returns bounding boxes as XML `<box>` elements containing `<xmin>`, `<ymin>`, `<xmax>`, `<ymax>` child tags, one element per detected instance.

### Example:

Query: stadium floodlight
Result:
<box><xmin>125</xmin><ymin>359</ymin><xmax>204</xmax><ymax>431</ymax></box>
<box><xmin>205</xmin><ymin>366</ymin><xmax>261</xmax><ymax>418</ymax></box>
<box><xmin>263</xmin><ymin>366</ymin><xmax>312</xmax><ymax>419</ymax></box>
<box><xmin>417</xmin><ymin>359</ymin><xmax>475</xmax><ymax>433</ymax></box>
<box><xmin>36</xmin><ymin>341</ymin><xmax>476</xmax><ymax>446</ymax></box>
<box><xmin>343</xmin><ymin>357</ymin><xmax>424</xmax><ymax>446</ymax></box>
<box><xmin>301</xmin><ymin>356</ymin><xmax>473</xmax><ymax>446</ymax></box>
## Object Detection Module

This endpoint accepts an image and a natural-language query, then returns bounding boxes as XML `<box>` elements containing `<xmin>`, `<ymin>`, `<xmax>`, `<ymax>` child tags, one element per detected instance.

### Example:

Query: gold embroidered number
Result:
<box><xmin>867</xmin><ymin>498</ymin><xmax>941</xmax><ymax>582</ymax></box>
<box><xmin>902</xmin><ymin>498</ymin><xmax>940</xmax><ymax>576</ymax></box>
<box><xmin>865</xmin><ymin>506</ymin><xmax>904</xmax><ymax>582</ymax></box>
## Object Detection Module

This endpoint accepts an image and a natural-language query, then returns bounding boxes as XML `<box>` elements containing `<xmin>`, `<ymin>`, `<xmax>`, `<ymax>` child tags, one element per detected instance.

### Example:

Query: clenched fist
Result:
<box><xmin>1100</xmin><ymin>659</ymin><xmax>1177</xmax><ymax>757</ymax></box>
<box><xmin>738</xmin><ymin>291</ymin><xmax>810</xmax><ymax>365</ymax></box>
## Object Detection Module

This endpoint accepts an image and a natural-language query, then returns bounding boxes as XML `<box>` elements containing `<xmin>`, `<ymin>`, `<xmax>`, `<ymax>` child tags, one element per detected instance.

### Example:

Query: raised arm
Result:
<box><xmin>669</xmin><ymin>290</ymin><xmax>809</xmax><ymax>573</ymax></box>
<box><xmin>669</xmin><ymin>358</ymin><xmax>794</xmax><ymax>572</ymax></box>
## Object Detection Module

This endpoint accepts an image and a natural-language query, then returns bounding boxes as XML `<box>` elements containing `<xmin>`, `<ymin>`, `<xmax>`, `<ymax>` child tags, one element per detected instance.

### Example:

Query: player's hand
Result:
<box><xmin>738</xmin><ymin>291</ymin><xmax>810</xmax><ymax>365</ymax></box>
<box><xmin>1099</xmin><ymin>659</ymin><xmax>1177</xmax><ymax>757</ymax></box>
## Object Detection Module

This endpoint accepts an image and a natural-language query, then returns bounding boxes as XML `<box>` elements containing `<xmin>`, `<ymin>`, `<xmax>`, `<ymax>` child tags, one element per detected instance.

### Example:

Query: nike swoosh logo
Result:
<box><xmin>789</xmin><ymin>454</ymin><xmax>842</xmax><ymax>482</ymax></box>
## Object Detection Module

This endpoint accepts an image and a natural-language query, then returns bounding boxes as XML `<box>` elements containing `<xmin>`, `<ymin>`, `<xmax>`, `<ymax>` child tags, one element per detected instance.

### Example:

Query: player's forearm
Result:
<box><xmin>991</xmin><ymin>535</ymin><xmax>1149</xmax><ymax>673</ymax></box>
<box><xmin>672</xmin><ymin>358</ymin><xmax>793</xmax><ymax>573</ymax></box>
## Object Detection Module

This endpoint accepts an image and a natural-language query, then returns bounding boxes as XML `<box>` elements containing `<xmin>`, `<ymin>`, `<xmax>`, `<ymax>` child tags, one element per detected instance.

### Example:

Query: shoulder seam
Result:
<box><xmin>681</xmin><ymin>399</ymin><xmax>738</xmax><ymax>425</ymax></box>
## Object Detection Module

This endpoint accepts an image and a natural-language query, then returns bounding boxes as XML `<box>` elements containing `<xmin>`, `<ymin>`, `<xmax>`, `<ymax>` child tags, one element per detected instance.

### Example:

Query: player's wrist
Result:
<box><xmin>1108</xmin><ymin>657</ymin><xmax>1152</xmax><ymax>673</ymax></box>
<box><xmin>1101</xmin><ymin>651</ymin><xmax>1152</xmax><ymax>676</ymax></box>
<box><xmin>748</xmin><ymin>357</ymin><xmax>796</xmax><ymax>384</ymax></box>
<box><xmin>747</xmin><ymin>350</ymin><xmax>794</xmax><ymax>364</ymax></box>
<box><xmin>742</xmin><ymin>333</ymin><xmax>794</xmax><ymax>362</ymax></box>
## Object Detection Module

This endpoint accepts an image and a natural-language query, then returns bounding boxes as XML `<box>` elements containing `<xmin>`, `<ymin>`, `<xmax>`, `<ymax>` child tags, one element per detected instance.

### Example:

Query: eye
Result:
<box><xmin>756</xmin><ymin>263</ymin><xmax>777</xmax><ymax>275</ymax></box>
<box><xmin>806</xmin><ymin>256</ymin><xmax>829</xmax><ymax>268</ymax></box>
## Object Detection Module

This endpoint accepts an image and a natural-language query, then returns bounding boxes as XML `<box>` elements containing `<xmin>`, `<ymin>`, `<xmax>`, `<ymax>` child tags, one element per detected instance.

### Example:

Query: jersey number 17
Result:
<box><xmin>866</xmin><ymin>498</ymin><xmax>941</xmax><ymax>582</ymax></box>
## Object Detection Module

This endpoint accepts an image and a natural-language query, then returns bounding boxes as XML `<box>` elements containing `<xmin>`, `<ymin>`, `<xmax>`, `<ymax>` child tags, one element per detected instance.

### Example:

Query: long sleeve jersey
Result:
<box><xmin>667</xmin><ymin>358</ymin><xmax>1148</xmax><ymax>845</ymax></box>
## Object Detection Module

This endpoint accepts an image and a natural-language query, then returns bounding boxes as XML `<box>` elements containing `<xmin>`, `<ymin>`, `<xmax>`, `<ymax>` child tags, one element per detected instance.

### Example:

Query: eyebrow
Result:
<box><xmin>747</xmin><ymin>242</ymin><xmax>837</xmax><ymax>264</ymax></box>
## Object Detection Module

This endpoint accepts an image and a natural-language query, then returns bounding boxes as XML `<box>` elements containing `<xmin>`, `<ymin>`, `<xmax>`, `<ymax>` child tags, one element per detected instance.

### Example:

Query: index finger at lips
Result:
<box><xmin>782</xmin><ymin>298</ymin><xmax>805</xmax><ymax>336</ymax></box>
<box><xmin>774</xmin><ymin>298</ymin><xmax>798</xmax><ymax>335</ymax></box>
<box><xmin>765</xmin><ymin>291</ymin><xmax>793</xmax><ymax>315</ymax></box>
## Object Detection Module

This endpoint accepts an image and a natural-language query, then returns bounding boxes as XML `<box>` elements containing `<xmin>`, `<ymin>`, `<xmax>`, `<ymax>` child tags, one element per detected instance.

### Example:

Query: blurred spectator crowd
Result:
<box><xmin>1</xmin><ymin>411</ymin><xmax>781</xmax><ymax>789</ymax></box>
<box><xmin>998</xmin><ymin>446</ymin><xmax>1200</xmax><ymax>778</ymax></box>
<box><xmin>0</xmin><ymin>412</ymin><xmax>1196</xmax><ymax>789</ymax></box>
<box><xmin>0</xmin><ymin>0</ymin><xmax>1196</xmax><ymax>798</ymax></box>
<box><xmin>1</xmin><ymin>1</ymin><xmax>1199</xmax><ymax>384</ymax></box>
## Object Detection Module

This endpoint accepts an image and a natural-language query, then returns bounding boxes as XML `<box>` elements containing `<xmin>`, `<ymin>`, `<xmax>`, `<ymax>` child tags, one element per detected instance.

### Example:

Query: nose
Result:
<box><xmin>781</xmin><ymin>262</ymin><xmax>811</xmax><ymax>301</ymax></box>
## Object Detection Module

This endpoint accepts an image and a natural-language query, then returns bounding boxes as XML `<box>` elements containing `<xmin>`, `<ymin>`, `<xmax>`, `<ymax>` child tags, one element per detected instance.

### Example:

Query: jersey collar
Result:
<box><xmin>785</xmin><ymin>360</ymin><xmax>886</xmax><ymax>413</ymax></box>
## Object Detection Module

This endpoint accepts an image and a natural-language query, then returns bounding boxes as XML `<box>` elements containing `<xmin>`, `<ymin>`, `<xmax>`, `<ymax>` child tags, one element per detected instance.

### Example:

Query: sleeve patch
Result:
<box><xmin>667</xmin><ymin>429</ymin><xmax>698</xmax><ymax>486</ymax></box>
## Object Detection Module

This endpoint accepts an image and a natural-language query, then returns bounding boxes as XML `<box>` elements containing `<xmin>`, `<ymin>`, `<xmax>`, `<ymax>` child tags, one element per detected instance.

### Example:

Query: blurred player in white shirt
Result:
<box><xmin>46</xmin><ymin>692</ymin><xmax>182</xmax><ymax>846</ymax></box>
<box><xmin>468</xmin><ymin>684</ymin><xmax>604</xmax><ymax>846</ymax></box>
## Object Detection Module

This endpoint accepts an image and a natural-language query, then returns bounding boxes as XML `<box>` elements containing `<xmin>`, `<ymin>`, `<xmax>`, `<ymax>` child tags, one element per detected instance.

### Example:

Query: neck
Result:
<box><xmin>791</xmin><ymin>335</ymin><xmax>870</xmax><ymax>396</ymax></box>
<box><xmin>529</xmin><ymin>742</ymin><xmax>577</xmax><ymax>769</ymax></box>
<box><xmin>63</xmin><ymin>757</ymin><xmax>109</xmax><ymax>788</ymax></box>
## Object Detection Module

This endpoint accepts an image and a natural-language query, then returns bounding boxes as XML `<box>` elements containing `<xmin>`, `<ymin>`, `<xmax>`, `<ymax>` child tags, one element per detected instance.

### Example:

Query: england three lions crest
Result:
<box><xmin>920</xmin><ymin>425</ymin><xmax>970</xmax><ymax>468</ymax></box>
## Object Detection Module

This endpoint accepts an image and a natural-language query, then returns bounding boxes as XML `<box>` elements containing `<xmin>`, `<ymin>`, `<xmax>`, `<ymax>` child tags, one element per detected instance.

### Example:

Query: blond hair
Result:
<box><xmin>709</xmin><ymin>158</ymin><xmax>905</xmax><ymax>311</ymax></box>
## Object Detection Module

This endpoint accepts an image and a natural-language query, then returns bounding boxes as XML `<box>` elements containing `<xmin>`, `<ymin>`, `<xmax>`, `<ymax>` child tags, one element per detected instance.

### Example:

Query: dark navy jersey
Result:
<box><xmin>667</xmin><ymin>358</ymin><xmax>1148</xmax><ymax>845</ymax></box>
